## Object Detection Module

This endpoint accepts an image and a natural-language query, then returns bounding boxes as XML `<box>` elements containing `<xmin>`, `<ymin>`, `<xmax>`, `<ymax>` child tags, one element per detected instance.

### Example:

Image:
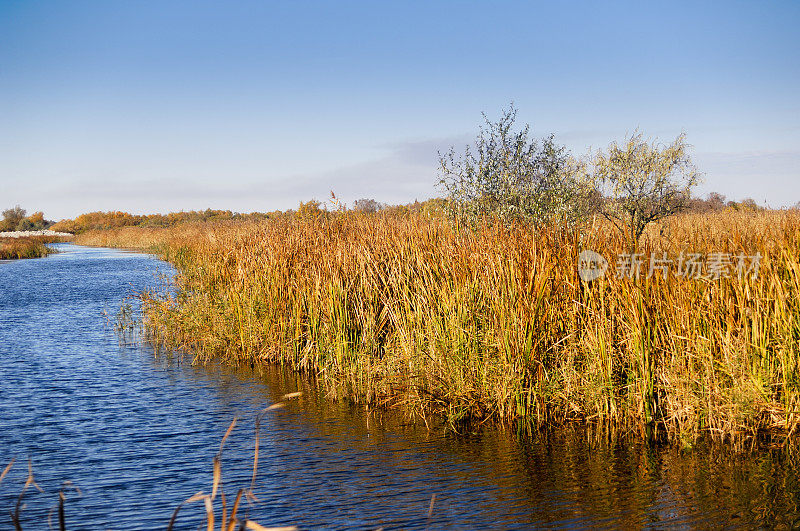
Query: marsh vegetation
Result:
<box><xmin>73</xmin><ymin>206</ymin><xmax>800</xmax><ymax>446</ymax></box>
<box><xmin>63</xmin><ymin>110</ymin><xmax>798</xmax><ymax>446</ymax></box>
<box><xmin>0</xmin><ymin>236</ymin><xmax>57</xmax><ymax>260</ymax></box>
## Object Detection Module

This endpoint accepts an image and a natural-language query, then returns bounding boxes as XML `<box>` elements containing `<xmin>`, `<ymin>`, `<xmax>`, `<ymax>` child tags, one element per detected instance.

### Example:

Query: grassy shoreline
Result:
<box><xmin>0</xmin><ymin>236</ymin><xmax>62</xmax><ymax>260</ymax></box>
<box><xmin>75</xmin><ymin>210</ymin><xmax>800</xmax><ymax>445</ymax></box>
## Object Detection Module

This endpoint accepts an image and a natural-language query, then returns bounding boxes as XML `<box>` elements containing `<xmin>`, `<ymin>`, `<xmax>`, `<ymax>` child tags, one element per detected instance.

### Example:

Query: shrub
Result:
<box><xmin>592</xmin><ymin>130</ymin><xmax>701</xmax><ymax>246</ymax></box>
<box><xmin>437</xmin><ymin>105</ymin><xmax>592</xmax><ymax>227</ymax></box>
<box><xmin>352</xmin><ymin>198</ymin><xmax>384</xmax><ymax>213</ymax></box>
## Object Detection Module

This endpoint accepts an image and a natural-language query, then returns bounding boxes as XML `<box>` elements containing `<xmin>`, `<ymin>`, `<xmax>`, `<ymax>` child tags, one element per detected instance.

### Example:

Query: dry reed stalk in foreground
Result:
<box><xmin>1</xmin><ymin>396</ymin><xmax>301</xmax><ymax>530</ymax></box>
<box><xmin>167</xmin><ymin>394</ymin><xmax>300</xmax><ymax>531</ymax></box>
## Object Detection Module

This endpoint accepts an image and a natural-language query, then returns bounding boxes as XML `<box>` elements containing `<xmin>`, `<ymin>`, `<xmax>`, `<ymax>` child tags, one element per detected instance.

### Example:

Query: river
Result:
<box><xmin>1</xmin><ymin>244</ymin><xmax>798</xmax><ymax>529</ymax></box>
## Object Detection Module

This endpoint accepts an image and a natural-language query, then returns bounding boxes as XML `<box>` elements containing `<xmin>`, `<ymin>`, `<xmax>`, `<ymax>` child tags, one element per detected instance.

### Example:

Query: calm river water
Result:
<box><xmin>1</xmin><ymin>243</ymin><xmax>799</xmax><ymax>529</ymax></box>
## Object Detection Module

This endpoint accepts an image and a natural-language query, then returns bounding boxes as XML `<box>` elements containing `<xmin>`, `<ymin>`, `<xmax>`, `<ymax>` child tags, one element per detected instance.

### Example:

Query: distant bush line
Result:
<box><xmin>0</xmin><ymin>206</ymin><xmax>54</xmax><ymax>232</ymax></box>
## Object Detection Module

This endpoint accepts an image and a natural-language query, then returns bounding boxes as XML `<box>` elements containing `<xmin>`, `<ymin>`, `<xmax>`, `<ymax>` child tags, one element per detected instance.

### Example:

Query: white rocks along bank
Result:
<box><xmin>0</xmin><ymin>230</ymin><xmax>73</xmax><ymax>238</ymax></box>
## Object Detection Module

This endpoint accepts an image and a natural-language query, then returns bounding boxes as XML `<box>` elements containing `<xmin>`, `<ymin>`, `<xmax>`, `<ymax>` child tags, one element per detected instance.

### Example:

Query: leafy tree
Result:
<box><xmin>705</xmin><ymin>192</ymin><xmax>726</xmax><ymax>211</ymax></box>
<box><xmin>437</xmin><ymin>105</ymin><xmax>591</xmax><ymax>227</ymax></box>
<box><xmin>592</xmin><ymin>131</ymin><xmax>701</xmax><ymax>245</ymax></box>
<box><xmin>352</xmin><ymin>198</ymin><xmax>383</xmax><ymax>213</ymax></box>
<box><xmin>1</xmin><ymin>205</ymin><xmax>26</xmax><ymax>231</ymax></box>
<box><xmin>16</xmin><ymin>218</ymin><xmax>35</xmax><ymax>231</ymax></box>
<box><xmin>21</xmin><ymin>211</ymin><xmax>51</xmax><ymax>231</ymax></box>
<box><xmin>685</xmin><ymin>192</ymin><xmax>727</xmax><ymax>213</ymax></box>
<box><xmin>721</xmin><ymin>198</ymin><xmax>761</xmax><ymax>212</ymax></box>
<box><xmin>296</xmin><ymin>199</ymin><xmax>324</xmax><ymax>220</ymax></box>
<box><xmin>26</xmin><ymin>211</ymin><xmax>45</xmax><ymax>226</ymax></box>
<box><xmin>739</xmin><ymin>198</ymin><xmax>760</xmax><ymax>211</ymax></box>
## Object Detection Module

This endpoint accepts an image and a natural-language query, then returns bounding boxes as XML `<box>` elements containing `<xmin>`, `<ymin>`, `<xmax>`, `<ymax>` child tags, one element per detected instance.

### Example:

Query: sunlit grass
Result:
<box><xmin>76</xmin><ymin>209</ymin><xmax>800</xmax><ymax>444</ymax></box>
<box><xmin>0</xmin><ymin>236</ymin><xmax>61</xmax><ymax>260</ymax></box>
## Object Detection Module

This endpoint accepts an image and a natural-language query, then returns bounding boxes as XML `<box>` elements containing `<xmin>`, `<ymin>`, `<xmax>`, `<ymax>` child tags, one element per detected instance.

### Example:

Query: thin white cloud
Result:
<box><xmin>8</xmin><ymin>135</ymin><xmax>460</xmax><ymax>218</ymax></box>
<box><xmin>7</xmin><ymin>140</ymin><xmax>797</xmax><ymax>219</ymax></box>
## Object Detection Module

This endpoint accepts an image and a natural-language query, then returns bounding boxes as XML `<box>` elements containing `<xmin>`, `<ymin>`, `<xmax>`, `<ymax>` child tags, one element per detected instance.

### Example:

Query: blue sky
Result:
<box><xmin>1</xmin><ymin>1</ymin><xmax>798</xmax><ymax>219</ymax></box>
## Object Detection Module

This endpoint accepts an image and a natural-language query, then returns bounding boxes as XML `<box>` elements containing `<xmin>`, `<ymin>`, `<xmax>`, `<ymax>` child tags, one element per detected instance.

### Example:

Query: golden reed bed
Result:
<box><xmin>76</xmin><ymin>209</ymin><xmax>800</xmax><ymax>445</ymax></box>
<box><xmin>0</xmin><ymin>236</ymin><xmax>60</xmax><ymax>260</ymax></box>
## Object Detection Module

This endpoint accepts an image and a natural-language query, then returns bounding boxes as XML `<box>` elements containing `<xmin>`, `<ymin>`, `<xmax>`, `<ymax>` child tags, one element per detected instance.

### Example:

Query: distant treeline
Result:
<box><xmin>0</xmin><ymin>206</ymin><xmax>54</xmax><ymax>232</ymax></box>
<box><xmin>48</xmin><ymin>199</ymin><xmax>447</xmax><ymax>234</ymax></box>
<box><xmin>50</xmin><ymin>209</ymin><xmax>271</xmax><ymax>234</ymax></box>
<box><xmin>6</xmin><ymin>192</ymin><xmax>772</xmax><ymax>236</ymax></box>
<box><xmin>685</xmin><ymin>192</ymin><xmax>766</xmax><ymax>213</ymax></box>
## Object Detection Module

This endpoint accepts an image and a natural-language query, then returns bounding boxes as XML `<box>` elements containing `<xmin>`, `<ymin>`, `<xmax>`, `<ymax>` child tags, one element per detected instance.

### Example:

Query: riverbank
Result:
<box><xmin>0</xmin><ymin>230</ymin><xmax>73</xmax><ymax>238</ymax></box>
<box><xmin>74</xmin><ymin>209</ymin><xmax>800</xmax><ymax>445</ymax></box>
<box><xmin>0</xmin><ymin>235</ymin><xmax>65</xmax><ymax>260</ymax></box>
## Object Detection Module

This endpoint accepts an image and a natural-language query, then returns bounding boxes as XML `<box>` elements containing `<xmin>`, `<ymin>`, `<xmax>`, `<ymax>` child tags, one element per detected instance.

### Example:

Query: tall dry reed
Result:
<box><xmin>0</xmin><ymin>237</ymin><xmax>57</xmax><ymax>260</ymax></box>
<box><xmin>77</xmin><ymin>210</ymin><xmax>800</xmax><ymax>443</ymax></box>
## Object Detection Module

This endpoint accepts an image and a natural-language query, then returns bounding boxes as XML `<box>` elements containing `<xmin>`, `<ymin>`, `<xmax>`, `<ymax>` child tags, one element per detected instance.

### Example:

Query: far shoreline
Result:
<box><xmin>0</xmin><ymin>229</ymin><xmax>73</xmax><ymax>239</ymax></box>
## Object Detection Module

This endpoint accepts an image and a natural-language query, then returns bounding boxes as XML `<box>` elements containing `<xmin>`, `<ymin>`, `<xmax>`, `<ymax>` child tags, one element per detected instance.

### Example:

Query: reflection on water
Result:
<box><xmin>219</xmin><ymin>362</ymin><xmax>800</xmax><ymax>529</ymax></box>
<box><xmin>0</xmin><ymin>244</ymin><xmax>798</xmax><ymax>529</ymax></box>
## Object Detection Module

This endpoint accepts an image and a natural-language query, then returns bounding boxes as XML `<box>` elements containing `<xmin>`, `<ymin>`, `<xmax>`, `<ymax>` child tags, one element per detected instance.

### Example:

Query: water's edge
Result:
<box><xmin>1</xmin><ymin>243</ymin><xmax>798</xmax><ymax>529</ymax></box>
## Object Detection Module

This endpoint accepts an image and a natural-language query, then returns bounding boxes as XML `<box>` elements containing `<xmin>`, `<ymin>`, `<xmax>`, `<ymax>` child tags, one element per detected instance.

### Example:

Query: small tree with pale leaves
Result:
<box><xmin>593</xmin><ymin>131</ymin><xmax>701</xmax><ymax>246</ymax></box>
<box><xmin>438</xmin><ymin>105</ymin><xmax>592</xmax><ymax>227</ymax></box>
<box><xmin>352</xmin><ymin>198</ymin><xmax>383</xmax><ymax>213</ymax></box>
